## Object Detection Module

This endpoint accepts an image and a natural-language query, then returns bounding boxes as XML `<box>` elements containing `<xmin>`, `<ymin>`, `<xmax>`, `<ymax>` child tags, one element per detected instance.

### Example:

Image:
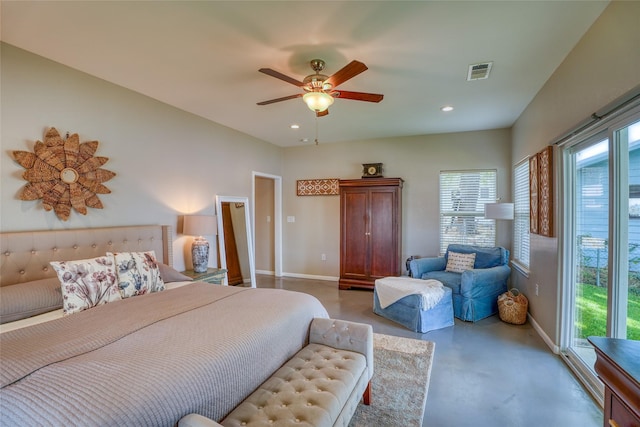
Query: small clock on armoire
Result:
<box><xmin>362</xmin><ymin>163</ymin><xmax>383</xmax><ymax>178</ymax></box>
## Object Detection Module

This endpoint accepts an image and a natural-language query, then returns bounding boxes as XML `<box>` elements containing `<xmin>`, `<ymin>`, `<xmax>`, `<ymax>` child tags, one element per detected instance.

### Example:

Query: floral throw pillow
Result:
<box><xmin>50</xmin><ymin>256</ymin><xmax>121</xmax><ymax>315</ymax></box>
<box><xmin>108</xmin><ymin>251</ymin><xmax>165</xmax><ymax>298</ymax></box>
<box><xmin>445</xmin><ymin>251</ymin><xmax>476</xmax><ymax>273</ymax></box>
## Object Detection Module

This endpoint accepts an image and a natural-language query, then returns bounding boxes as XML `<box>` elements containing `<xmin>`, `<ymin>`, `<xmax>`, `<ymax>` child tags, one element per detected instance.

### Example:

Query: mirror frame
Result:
<box><xmin>215</xmin><ymin>195</ymin><xmax>257</xmax><ymax>288</ymax></box>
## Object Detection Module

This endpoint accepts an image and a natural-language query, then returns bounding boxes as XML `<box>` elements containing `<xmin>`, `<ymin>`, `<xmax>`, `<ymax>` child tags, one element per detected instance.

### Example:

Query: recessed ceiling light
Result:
<box><xmin>290</xmin><ymin>124</ymin><xmax>300</xmax><ymax>129</ymax></box>
<box><xmin>441</xmin><ymin>106</ymin><xmax>454</xmax><ymax>112</ymax></box>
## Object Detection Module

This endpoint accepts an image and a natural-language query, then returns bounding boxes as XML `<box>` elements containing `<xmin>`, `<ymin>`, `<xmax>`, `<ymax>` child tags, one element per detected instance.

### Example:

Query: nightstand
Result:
<box><xmin>181</xmin><ymin>268</ymin><xmax>228</xmax><ymax>285</ymax></box>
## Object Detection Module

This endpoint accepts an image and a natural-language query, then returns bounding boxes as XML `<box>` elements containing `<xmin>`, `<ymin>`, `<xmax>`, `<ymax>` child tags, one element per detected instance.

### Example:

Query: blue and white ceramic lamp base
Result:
<box><xmin>191</xmin><ymin>237</ymin><xmax>210</xmax><ymax>273</ymax></box>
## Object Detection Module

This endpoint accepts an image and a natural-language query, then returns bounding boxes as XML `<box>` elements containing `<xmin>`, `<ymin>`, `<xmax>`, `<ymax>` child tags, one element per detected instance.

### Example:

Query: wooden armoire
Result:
<box><xmin>339</xmin><ymin>178</ymin><xmax>403</xmax><ymax>290</ymax></box>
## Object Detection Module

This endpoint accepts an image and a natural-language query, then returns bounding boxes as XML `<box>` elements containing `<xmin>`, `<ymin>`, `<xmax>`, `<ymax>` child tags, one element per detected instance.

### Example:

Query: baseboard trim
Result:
<box><xmin>281</xmin><ymin>272</ymin><xmax>339</xmax><ymax>282</ymax></box>
<box><xmin>255</xmin><ymin>270</ymin><xmax>339</xmax><ymax>282</ymax></box>
<box><xmin>528</xmin><ymin>313</ymin><xmax>560</xmax><ymax>354</ymax></box>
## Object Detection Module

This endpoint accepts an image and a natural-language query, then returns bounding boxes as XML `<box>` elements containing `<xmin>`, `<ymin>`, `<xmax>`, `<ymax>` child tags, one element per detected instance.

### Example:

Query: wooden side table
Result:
<box><xmin>181</xmin><ymin>268</ymin><xmax>227</xmax><ymax>285</ymax></box>
<box><xmin>588</xmin><ymin>337</ymin><xmax>640</xmax><ymax>427</ymax></box>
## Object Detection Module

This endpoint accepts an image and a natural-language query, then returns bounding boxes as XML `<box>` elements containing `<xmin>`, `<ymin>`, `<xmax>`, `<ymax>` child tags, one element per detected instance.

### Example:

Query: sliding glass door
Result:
<box><xmin>566</xmin><ymin>135</ymin><xmax>609</xmax><ymax>372</ymax></box>
<box><xmin>612</xmin><ymin>119</ymin><xmax>640</xmax><ymax>341</ymax></box>
<box><xmin>562</xmin><ymin>113</ymin><xmax>640</xmax><ymax>395</ymax></box>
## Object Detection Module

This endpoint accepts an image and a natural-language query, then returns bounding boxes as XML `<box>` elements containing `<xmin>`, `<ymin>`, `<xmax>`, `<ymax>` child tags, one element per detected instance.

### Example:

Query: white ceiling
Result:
<box><xmin>1</xmin><ymin>1</ymin><xmax>609</xmax><ymax>147</ymax></box>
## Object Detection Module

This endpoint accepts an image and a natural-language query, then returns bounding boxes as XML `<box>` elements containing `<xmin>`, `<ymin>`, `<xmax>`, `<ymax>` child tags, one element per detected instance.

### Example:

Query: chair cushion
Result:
<box><xmin>446</xmin><ymin>244</ymin><xmax>504</xmax><ymax>269</ymax></box>
<box><xmin>421</xmin><ymin>271</ymin><xmax>462</xmax><ymax>294</ymax></box>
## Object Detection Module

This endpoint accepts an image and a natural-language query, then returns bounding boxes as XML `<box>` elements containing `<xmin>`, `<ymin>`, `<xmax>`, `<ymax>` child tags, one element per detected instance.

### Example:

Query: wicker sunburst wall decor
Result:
<box><xmin>13</xmin><ymin>127</ymin><xmax>116</xmax><ymax>221</ymax></box>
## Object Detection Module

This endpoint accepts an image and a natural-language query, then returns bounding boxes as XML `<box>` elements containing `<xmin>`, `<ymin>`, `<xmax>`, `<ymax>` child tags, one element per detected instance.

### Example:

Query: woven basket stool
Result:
<box><xmin>498</xmin><ymin>289</ymin><xmax>528</xmax><ymax>325</ymax></box>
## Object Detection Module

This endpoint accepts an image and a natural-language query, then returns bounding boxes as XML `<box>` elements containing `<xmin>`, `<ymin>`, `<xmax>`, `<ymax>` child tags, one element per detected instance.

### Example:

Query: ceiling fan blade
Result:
<box><xmin>258</xmin><ymin>68</ymin><xmax>304</xmax><ymax>87</ymax></box>
<box><xmin>257</xmin><ymin>94</ymin><xmax>302</xmax><ymax>106</ymax></box>
<box><xmin>316</xmin><ymin>109</ymin><xmax>329</xmax><ymax>117</ymax></box>
<box><xmin>324</xmin><ymin>60</ymin><xmax>368</xmax><ymax>89</ymax></box>
<box><xmin>332</xmin><ymin>90</ymin><xmax>383</xmax><ymax>103</ymax></box>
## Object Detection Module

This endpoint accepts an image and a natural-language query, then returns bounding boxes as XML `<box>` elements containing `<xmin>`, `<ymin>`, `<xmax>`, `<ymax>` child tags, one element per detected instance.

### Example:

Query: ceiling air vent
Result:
<box><xmin>467</xmin><ymin>62</ymin><xmax>493</xmax><ymax>81</ymax></box>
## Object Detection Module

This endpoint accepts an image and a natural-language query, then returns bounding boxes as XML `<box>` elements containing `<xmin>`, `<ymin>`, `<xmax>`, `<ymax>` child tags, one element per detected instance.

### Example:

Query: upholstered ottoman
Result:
<box><xmin>373</xmin><ymin>277</ymin><xmax>454</xmax><ymax>333</ymax></box>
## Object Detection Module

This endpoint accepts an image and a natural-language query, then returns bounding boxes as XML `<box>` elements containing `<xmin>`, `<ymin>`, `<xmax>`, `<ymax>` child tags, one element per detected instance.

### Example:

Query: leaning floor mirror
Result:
<box><xmin>215</xmin><ymin>195</ymin><xmax>257</xmax><ymax>288</ymax></box>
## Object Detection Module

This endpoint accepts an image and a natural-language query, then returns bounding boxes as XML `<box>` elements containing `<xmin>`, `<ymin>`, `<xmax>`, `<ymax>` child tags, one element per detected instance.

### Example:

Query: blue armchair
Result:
<box><xmin>409</xmin><ymin>244</ymin><xmax>511</xmax><ymax>322</ymax></box>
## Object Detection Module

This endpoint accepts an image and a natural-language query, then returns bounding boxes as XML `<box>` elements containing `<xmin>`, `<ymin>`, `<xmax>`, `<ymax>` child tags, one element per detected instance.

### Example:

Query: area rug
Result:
<box><xmin>349</xmin><ymin>333</ymin><xmax>435</xmax><ymax>427</ymax></box>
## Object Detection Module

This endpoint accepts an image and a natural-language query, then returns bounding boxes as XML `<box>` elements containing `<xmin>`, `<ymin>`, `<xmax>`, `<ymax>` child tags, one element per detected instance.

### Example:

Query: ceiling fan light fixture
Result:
<box><xmin>258</xmin><ymin>59</ymin><xmax>380</xmax><ymax>115</ymax></box>
<box><xmin>303</xmin><ymin>91</ymin><xmax>334</xmax><ymax>112</ymax></box>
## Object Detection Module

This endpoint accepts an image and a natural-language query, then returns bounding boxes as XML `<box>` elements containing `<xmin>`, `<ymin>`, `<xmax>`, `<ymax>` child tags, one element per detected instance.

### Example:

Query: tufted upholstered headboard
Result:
<box><xmin>0</xmin><ymin>225</ymin><xmax>172</xmax><ymax>287</ymax></box>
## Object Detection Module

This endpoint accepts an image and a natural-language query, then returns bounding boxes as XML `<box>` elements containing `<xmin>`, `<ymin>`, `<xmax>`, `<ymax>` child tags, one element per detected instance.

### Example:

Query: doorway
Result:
<box><xmin>252</xmin><ymin>172</ymin><xmax>282</xmax><ymax>277</ymax></box>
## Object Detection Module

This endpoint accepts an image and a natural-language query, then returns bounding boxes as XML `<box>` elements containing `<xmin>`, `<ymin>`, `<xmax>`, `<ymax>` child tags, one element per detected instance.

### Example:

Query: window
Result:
<box><xmin>439</xmin><ymin>170</ymin><xmax>497</xmax><ymax>254</ymax></box>
<box><xmin>513</xmin><ymin>160</ymin><xmax>530</xmax><ymax>268</ymax></box>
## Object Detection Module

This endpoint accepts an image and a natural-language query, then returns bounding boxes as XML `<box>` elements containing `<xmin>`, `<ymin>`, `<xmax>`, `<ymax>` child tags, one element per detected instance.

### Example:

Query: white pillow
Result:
<box><xmin>445</xmin><ymin>251</ymin><xmax>476</xmax><ymax>273</ymax></box>
<box><xmin>50</xmin><ymin>256</ymin><xmax>122</xmax><ymax>315</ymax></box>
<box><xmin>108</xmin><ymin>251</ymin><xmax>165</xmax><ymax>298</ymax></box>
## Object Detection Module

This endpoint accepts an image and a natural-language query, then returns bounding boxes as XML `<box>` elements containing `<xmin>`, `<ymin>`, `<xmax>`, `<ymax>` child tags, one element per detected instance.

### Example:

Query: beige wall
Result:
<box><xmin>281</xmin><ymin>129</ymin><xmax>512</xmax><ymax>278</ymax></box>
<box><xmin>0</xmin><ymin>44</ymin><xmax>283</xmax><ymax>271</ymax></box>
<box><xmin>511</xmin><ymin>1</ymin><xmax>640</xmax><ymax>346</ymax></box>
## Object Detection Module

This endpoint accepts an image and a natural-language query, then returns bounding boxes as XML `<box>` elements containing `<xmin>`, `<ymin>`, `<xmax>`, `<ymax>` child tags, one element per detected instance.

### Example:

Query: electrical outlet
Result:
<box><xmin>321</xmin><ymin>254</ymin><xmax>326</xmax><ymax>261</ymax></box>
<box><xmin>287</xmin><ymin>216</ymin><xmax>295</xmax><ymax>223</ymax></box>
<box><xmin>535</xmin><ymin>283</ymin><xmax>539</xmax><ymax>296</ymax></box>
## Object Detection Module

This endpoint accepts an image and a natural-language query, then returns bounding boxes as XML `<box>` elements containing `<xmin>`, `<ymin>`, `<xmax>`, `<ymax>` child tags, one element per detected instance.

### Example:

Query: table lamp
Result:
<box><xmin>183</xmin><ymin>215</ymin><xmax>217</xmax><ymax>273</ymax></box>
<box><xmin>484</xmin><ymin>202</ymin><xmax>514</xmax><ymax>220</ymax></box>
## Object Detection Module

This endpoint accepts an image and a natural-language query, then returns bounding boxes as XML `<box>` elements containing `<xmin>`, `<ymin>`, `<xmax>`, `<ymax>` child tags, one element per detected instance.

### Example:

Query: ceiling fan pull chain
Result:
<box><xmin>315</xmin><ymin>115</ymin><xmax>319</xmax><ymax>145</ymax></box>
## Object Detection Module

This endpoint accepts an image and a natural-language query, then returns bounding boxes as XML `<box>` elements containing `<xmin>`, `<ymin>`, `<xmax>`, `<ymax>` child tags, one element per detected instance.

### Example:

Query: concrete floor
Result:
<box><xmin>255</xmin><ymin>275</ymin><xmax>603</xmax><ymax>427</ymax></box>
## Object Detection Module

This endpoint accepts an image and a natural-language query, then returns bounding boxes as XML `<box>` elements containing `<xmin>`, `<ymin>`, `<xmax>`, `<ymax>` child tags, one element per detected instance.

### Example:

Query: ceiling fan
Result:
<box><xmin>257</xmin><ymin>59</ymin><xmax>384</xmax><ymax>117</ymax></box>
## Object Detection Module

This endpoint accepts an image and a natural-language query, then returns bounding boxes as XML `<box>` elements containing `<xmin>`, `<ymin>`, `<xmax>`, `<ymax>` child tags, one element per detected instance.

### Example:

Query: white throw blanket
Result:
<box><xmin>375</xmin><ymin>277</ymin><xmax>445</xmax><ymax>309</ymax></box>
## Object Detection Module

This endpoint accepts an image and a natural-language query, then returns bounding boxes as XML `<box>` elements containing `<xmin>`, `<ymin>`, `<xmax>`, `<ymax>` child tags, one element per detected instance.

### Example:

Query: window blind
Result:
<box><xmin>513</xmin><ymin>160</ymin><xmax>530</xmax><ymax>267</ymax></box>
<box><xmin>439</xmin><ymin>170</ymin><xmax>497</xmax><ymax>254</ymax></box>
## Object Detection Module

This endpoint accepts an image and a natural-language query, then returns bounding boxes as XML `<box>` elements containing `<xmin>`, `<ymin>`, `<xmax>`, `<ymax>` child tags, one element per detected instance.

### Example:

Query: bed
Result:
<box><xmin>0</xmin><ymin>225</ymin><xmax>329</xmax><ymax>426</ymax></box>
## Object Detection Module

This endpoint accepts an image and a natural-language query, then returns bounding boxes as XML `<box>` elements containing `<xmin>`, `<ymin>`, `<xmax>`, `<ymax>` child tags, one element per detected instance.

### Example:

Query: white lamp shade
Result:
<box><xmin>484</xmin><ymin>203</ymin><xmax>514</xmax><ymax>220</ymax></box>
<box><xmin>303</xmin><ymin>91</ymin><xmax>334</xmax><ymax>112</ymax></box>
<box><xmin>183</xmin><ymin>215</ymin><xmax>217</xmax><ymax>236</ymax></box>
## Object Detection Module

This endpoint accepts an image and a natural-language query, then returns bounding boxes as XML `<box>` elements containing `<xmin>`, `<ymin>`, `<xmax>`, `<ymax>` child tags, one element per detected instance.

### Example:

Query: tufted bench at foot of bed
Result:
<box><xmin>179</xmin><ymin>318</ymin><xmax>374</xmax><ymax>427</ymax></box>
